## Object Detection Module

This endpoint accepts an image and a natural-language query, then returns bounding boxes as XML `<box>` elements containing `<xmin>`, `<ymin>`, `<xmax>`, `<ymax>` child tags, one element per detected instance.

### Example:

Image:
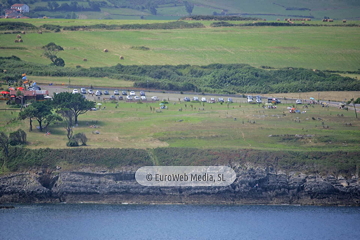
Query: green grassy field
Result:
<box><xmin>1</xmin><ymin>98</ymin><xmax>359</xmax><ymax>151</ymax></box>
<box><xmin>22</xmin><ymin>0</ymin><xmax>360</xmax><ymax>20</ymax></box>
<box><xmin>1</xmin><ymin>21</ymin><xmax>360</xmax><ymax>71</ymax></box>
<box><xmin>33</xmin><ymin>76</ymin><xmax>134</xmax><ymax>88</ymax></box>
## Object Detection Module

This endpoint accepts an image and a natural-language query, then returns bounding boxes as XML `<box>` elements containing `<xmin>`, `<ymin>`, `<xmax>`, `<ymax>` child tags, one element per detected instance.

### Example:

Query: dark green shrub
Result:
<box><xmin>66</xmin><ymin>139</ymin><xmax>79</xmax><ymax>147</ymax></box>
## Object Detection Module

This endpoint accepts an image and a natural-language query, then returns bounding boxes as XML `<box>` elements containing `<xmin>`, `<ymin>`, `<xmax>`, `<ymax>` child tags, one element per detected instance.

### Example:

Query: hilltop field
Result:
<box><xmin>0</xmin><ymin>19</ymin><xmax>360</xmax><ymax>71</ymax></box>
<box><xmin>2</xmin><ymin>0</ymin><xmax>360</xmax><ymax>20</ymax></box>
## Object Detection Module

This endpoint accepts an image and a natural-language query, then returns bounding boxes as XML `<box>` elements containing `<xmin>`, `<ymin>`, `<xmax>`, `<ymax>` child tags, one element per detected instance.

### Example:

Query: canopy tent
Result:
<box><xmin>1</xmin><ymin>91</ymin><xmax>10</xmax><ymax>94</ymax></box>
<box><xmin>8</xmin><ymin>87</ymin><xmax>15</xmax><ymax>90</ymax></box>
<box><xmin>17</xmin><ymin>87</ymin><xmax>24</xmax><ymax>91</ymax></box>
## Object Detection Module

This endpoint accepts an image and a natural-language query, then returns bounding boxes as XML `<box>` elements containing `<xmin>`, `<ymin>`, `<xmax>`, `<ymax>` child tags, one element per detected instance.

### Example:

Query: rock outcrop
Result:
<box><xmin>1</xmin><ymin>166</ymin><xmax>359</xmax><ymax>205</ymax></box>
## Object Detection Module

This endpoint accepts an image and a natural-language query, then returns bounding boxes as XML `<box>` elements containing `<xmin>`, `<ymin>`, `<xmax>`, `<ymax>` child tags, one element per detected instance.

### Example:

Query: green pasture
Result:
<box><xmin>0</xmin><ymin>23</ymin><xmax>359</xmax><ymax>71</ymax></box>
<box><xmin>193</xmin><ymin>0</ymin><xmax>360</xmax><ymax>20</ymax></box>
<box><xmin>1</xmin><ymin>99</ymin><xmax>359</xmax><ymax>151</ymax></box>
<box><xmin>19</xmin><ymin>0</ymin><xmax>360</xmax><ymax>20</ymax></box>
<box><xmin>32</xmin><ymin>76</ymin><xmax>134</xmax><ymax>88</ymax></box>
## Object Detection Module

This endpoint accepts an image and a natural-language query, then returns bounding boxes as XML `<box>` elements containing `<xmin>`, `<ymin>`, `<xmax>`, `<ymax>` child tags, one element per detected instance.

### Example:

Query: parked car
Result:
<box><xmin>80</xmin><ymin>88</ymin><xmax>86</xmax><ymax>94</ymax></box>
<box><xmin>95</xmin><ymin>90</ymin><xmax>102</xmax><ymax>96</ymax></box>
<box><xmin>134</xmin><ymin>96</ymin><xmax>141</xmax><ymax>100</ymax></box>
<box><xmin>88</xmin><ymin>89</ymin><xmax>93</xmax><ymax>94</ymax></box>
<box><xmin>193</xmin><ymin>96</ymin><xmax>199</xmax><ymax>101</ymax></box>
<box><xmin>201</xmin><ymin>97</ymin><xmax>207</xmax><ymax>102</ymax></box>
<box><xmin>114</xmin><ymin>90</ymin><xmax>119</xmax><ymax>95</ymax></box>
<box><xmin>140</xmin><ymin>91</ymin><xmax>145</xmax><ymax>96</ymax></box>
<box><xmin>256</xmin><ymin>96</ymin><xmax>262</xmax><ymax>103</ymax></box>
<box><xmin>130</xmin><ymin>91</ymin><xmax>136</xmax><ymax>96</ymax></box>
<box><xmin>209</xmin><ymin>98</ymin><xmax>215</xmax><ymax>103</ymax></box>
<box><xmin>247</xmin><ymin>95</ymin><xmax>254</xmax><ymax>103</ymax></box>
<box><xmin>151</xmin><ymin>96</ymin><xmax>159</xmax><ymax>101</ymax></box>
<box><xmin>126</xmin><ymin>95</ymin><xmax>132</xmax><ymax>100</ymax></box>
<box><xmin>104</xmin><ymin>90</ymin><xmax>109</xmax><ymax>95</ymax></box>
<box><xmin>296</xmin><ymin>99</ymin><xmax>302</xmax><ymax>104</ymax></box>
<box><xmin>28</xmin><ymin>86</ymin><xmax>41</xmax><ymax>91</ymax></box>
<box><xmin>227</xmin><ymin>98</ymin><xmax>233</xmax><ymax>103</ymax></box>
<box><xmin>218</xmin><ymin>98</ymin><xmax>224</xmax><ymax>102</ymax></box>
<box><xmin>122</xmin><ymin>91</ymin><xmax>127</xmax><ymax>95</ymax></box>
<box><xmin>141</xmin><ymin>96</ymin><xmax>147</xmax><ymax>100</ymax></box>
<box><xmin>109</xmin><ymin>95</ymin><xmax>116</xmax><ymax>100</ymax></box>
<box><xmin>184</xmin><ymin>97</ymin><xmax>190</xmax><ymax>102</ymax></box>
<box><xmin>118</xmin><ymin>96</ymin><xmax>123</xmax><ymax>100</ymax></box>
<box><xmin>72</xmin><ymin>89</ymin><xmax>79</xmax><ymax>94</ymax></box>
<box><xmin>273</xmin><ymin>98</ymin><xmax>281</xmax><ymax>104</ymax></box>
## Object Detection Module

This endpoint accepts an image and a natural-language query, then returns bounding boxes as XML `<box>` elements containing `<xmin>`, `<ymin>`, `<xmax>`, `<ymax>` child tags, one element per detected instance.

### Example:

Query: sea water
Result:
<box><xmin>1</xmin><ymin>204</ymin><xmax>359</xmax><ymax>240</ymax></box>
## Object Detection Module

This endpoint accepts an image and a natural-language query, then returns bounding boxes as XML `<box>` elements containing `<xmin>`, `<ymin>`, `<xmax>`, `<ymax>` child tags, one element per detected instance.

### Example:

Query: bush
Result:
<box><xmin>73</xmin><ymin>133</ymin><xmax>87</xmax><ymax>146</ymax></box>
<box><xmin>9</xmin><ymin>129</ymin><xmax>26</xmax><ymax>146</ymax></box>
<box><xmin>66</xmin><ymin>139</ymin><xmax>79</xmax><ymax>147</ymax></box>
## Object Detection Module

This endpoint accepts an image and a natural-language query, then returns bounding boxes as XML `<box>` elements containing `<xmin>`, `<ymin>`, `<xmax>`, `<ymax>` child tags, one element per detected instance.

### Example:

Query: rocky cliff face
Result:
<box><xmin>1</xmin><ymin>166</ymin><xmax>359</xmax><ymax>206</ymax></box>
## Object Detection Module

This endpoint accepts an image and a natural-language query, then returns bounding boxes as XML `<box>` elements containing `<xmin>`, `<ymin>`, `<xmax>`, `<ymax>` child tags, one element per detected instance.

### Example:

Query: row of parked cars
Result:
<box><xmin>183</xmin><ymin>96</ymin><xmax>233</xmax><ymax>103</ymax></box>
<box><xmin>72</xmin><ymin>88</ymin><xmax>161</xmax><ymax>101</ymax></box>
<box><xmin>72</xmin><ymin>89</ymin><xmax>148</xmax><ymax>97</ymax></box>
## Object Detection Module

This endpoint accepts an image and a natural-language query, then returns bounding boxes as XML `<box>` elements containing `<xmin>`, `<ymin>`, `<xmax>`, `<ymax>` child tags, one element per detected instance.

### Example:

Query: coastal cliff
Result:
<box><xmin>1</xmin><ymin>166</ymin><xmax>359</xmax><ymax>206</ymax></box>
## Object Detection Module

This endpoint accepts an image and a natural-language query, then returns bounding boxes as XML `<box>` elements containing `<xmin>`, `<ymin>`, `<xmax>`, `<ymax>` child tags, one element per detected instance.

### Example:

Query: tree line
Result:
<box><xmin>34</xmin><ymin>1</ymin><xmax>103</xmax><ymax>12</ymax></box>
<box><xmin>1</xmin><ymin>57</ymin><xmax>359</xmax><ymax>94</ymax></box>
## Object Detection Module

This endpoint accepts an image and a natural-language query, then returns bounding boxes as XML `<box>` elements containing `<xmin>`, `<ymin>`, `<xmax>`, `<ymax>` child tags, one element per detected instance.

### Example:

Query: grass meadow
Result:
<box><xmin>0</xmin><ymin>20</ymin><xmax>360</xmax><ymax>71</ymax></box>
<box><xmin>33</xmin><ymin>76</ymin><xmax>134</xmax><ymax>88</ymax></box>
<box><xmin>23</xmin><ymin>0</ymin><xmax>360</xmax><ymax>20</ymax></box>
<box><xmin>1</xmin><ymin>96</ymin><xmax>359</xmax><ymax>152</ymax></box>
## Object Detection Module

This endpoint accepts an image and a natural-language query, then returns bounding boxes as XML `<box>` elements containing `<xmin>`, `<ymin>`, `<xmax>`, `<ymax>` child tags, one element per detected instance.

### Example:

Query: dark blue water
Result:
<box><xmin>1</xmin><ymin>204</ymin><xmax>359</xmax><ymax>240</ymax></box>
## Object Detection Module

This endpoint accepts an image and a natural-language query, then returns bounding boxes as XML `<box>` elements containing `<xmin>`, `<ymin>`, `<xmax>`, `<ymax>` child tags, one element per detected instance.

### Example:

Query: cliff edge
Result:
<box><xmin>1</xmin><ymin>165</ymin><xmax>359</xmax><ymax>206</ymax></box>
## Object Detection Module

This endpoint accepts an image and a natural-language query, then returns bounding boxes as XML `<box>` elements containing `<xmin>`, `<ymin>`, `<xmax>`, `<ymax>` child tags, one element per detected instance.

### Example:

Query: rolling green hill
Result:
<box><xmin>1</xmin><ymin>0</ymin><xmax>359</xmax><ymax>20</ymax></box>
<box><xmin>0</xmin><ymin>20</ymin><xmax>359</xmax><ymax>71</ymax></box>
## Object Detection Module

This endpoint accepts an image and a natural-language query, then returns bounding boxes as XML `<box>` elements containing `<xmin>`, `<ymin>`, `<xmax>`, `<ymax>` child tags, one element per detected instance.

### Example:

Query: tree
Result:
<box><xmin>56</xmin><ymin>108</ymin><xmax>75</xmax><ymax>139</ymax></box>
<box><xmin>149</xmin><ymin>6</ymin><xmax>157</xmax><ymax>15</ymax></box>
<box><xmin>146</xmin><ymin>2</ymin><xmax>157</xmax><ymax>15</ymax></box>
<box><xmin>44</xmin><ymin>113</ymin><xmax>62</xmax><ymax>130</ymax></box>
<box><xmin>19</xmin><ymin>102</ymin><xmax>53</xmax><ymax>132</ymax></box>
<box><xmin>71</xmin><ymin>12</ymin><xmax>77</xmax><ymax>19</ymax></box>
<box><xmin>70</xmin><ymin>1</ymin><xmax>78</xmax><ymax>10</ymax></box>
<box><xmin>42</xmin><ymin>42</ymin><xmax>64</xmax><ymax>66</ymax></box>
<box><xmin>347</xmin><ymin>97</ymin><xmax>360</xmax><ymax>118</ymax></box>
<box><xmin>54</xmin><ymin>57</ymin><xmax>65</xmax><ymax>67</ymax></box>
<box><xmin>0</xmin><ymin>132</ymin><xmax>9</xmax><ymax>171</ymax></box>
<box><xmin>183</xmin><ymin>1</ymin><xmax>194</xmax><ymax>15</ymax></box>
<box><xmin>19</xmin><ymin>105</ymin><xmax>36</xmax><ymax>131</ymax></box>
<box><xmin>47</xmin><ymin>2</ymin><xmax>59</xmax><ymax>11</ymax></box>
<box><xmin>53</xmin><ymin>92</ymin><xmax>95</xmax><ymax>125</ymax></box>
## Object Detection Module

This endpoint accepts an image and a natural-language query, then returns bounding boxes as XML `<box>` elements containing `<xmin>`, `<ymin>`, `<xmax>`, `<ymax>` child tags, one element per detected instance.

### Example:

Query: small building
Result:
<box><xmin>10</xmin><ymin>90</ymin><xmax>48</xmax><ymax>104</ymax></box>
<box><xmin>4</xmin><ymin>9</ymin><xmax>28</xmax><ymax>18</ymax></box>
<box><xmin>11</xmin><ymin>4</ymin><xmax>30</xmax><ymax>13</ymax></box>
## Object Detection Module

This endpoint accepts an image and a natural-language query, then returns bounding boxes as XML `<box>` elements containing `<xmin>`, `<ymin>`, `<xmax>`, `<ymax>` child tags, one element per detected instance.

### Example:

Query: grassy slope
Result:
<box><xmin>0</xmin><ymin>21</ymin><xmax>360</xmax><ymax>71</ymax></box>
<box><xmin>24</xmin><ymin>0</ymin><xmax>360</xmax><ymax>20</ymax></box>
<box><xmin>1</xmin><ymin>98</ymin><xmax>359</xmax><ymax>152</ymax></box>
